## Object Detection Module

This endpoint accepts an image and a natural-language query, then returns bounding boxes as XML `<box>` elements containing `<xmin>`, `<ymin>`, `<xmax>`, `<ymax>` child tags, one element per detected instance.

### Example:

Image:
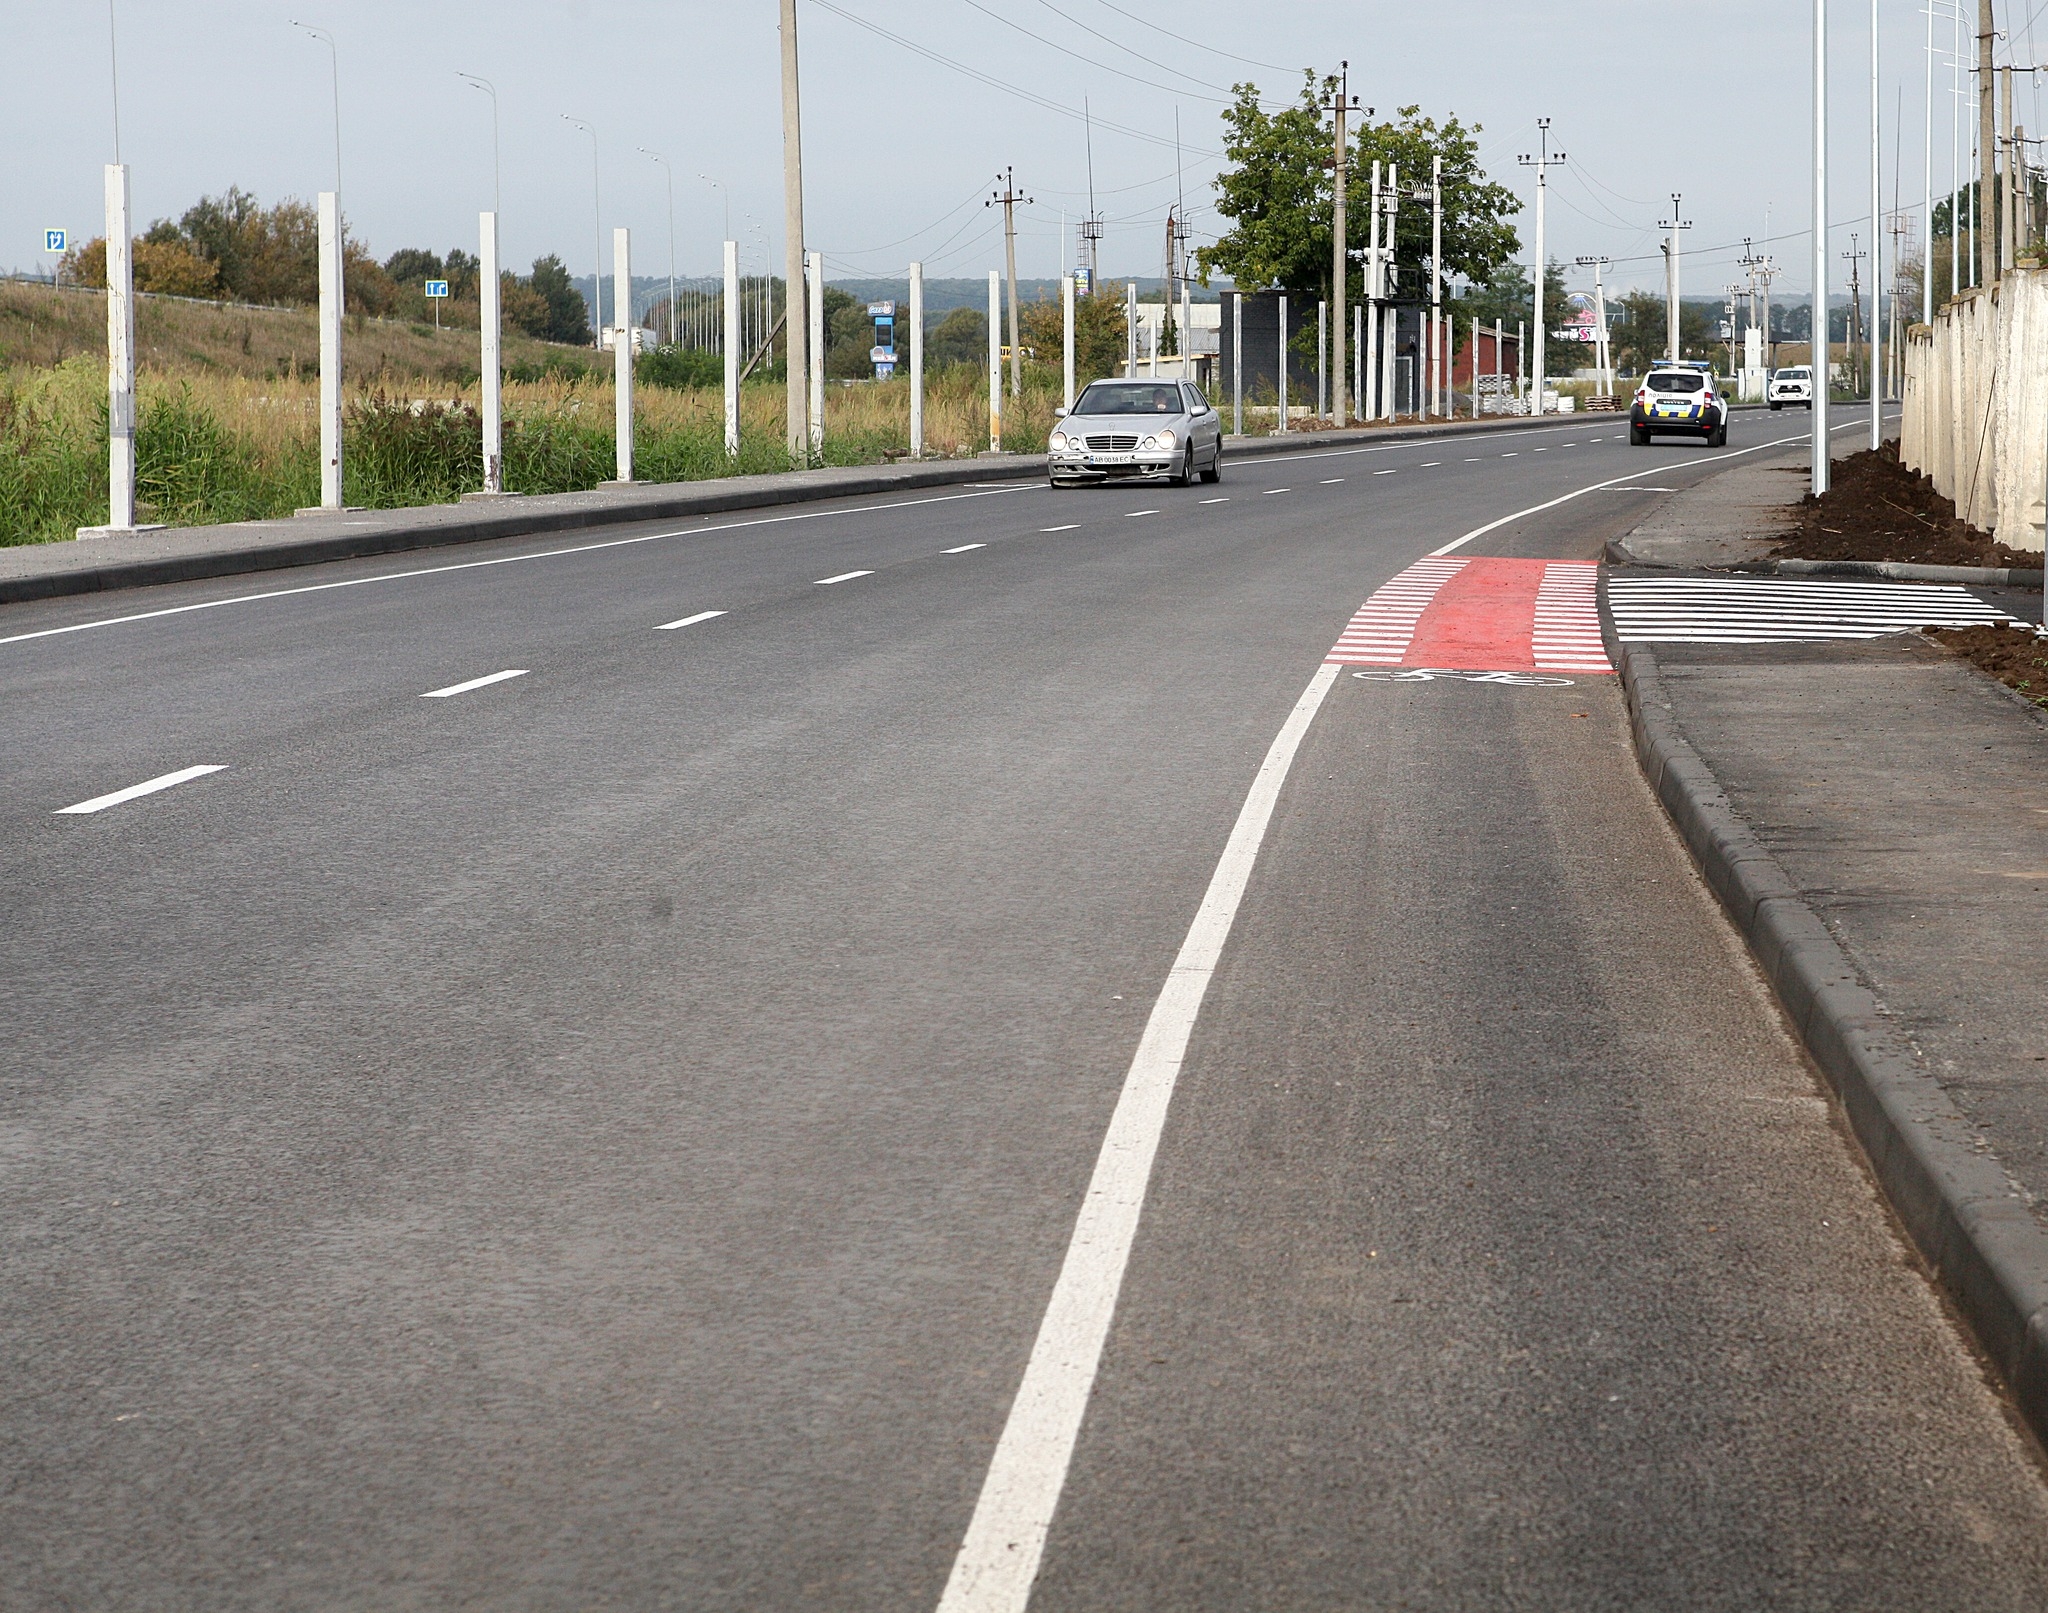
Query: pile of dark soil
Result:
<box><xmin>1928</xmin><ymin>624</ymin><xmax>2048</xmax><ymax>707</ymax></box>
<box><xmin>1776</xmin><ymin>443</ymin><xmax>2036</xmax><ymax>568</ymax></box>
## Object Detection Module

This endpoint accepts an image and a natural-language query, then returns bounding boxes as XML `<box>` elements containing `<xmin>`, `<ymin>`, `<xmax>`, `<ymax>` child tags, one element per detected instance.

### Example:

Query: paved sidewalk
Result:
<box><xmin>1609</xmin><ymin>450</ymin><xmax>2048</xmax><ymax>1442</ymax></box>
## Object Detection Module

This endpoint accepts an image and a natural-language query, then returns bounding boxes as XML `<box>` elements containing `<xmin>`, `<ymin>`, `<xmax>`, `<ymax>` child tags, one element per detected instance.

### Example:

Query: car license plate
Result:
<box><xmin>1090</xmin><ymin>452</ymin><xmax>1134</xmax><ymax>465</ymax></box>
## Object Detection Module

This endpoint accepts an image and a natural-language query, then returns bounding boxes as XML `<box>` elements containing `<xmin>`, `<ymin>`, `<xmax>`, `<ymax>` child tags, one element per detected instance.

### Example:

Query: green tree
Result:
<box><xmin>527</xmin><ymin>255</ymin><xmax>590</xmax><ymax>344</ymax></box>
<box><xmin>1198</xmin><ymin>79</ymin><xmax>1521</xmax><ymax>301</ymax></box>
<box><xmin>925</xmin><ymin>306</ymin><xmax>987</xmax><ymax>370</ymax></box>
<box><xmin>1019</xmin><ymin>290</ymin><xmax>1127</xmax><ymax>384</ymax></box>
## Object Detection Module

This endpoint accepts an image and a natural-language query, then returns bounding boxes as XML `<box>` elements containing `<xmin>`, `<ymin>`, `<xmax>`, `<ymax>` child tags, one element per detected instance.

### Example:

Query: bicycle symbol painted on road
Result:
<box><xmin>1349</xmin><ymin>669</ymin><xmax>1577</xmax><ymax>687</ymax></box>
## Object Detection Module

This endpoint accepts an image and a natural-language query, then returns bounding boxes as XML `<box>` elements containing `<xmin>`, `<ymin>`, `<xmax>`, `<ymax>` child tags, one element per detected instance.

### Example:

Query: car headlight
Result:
<box><xmin>1144</xmin><ymin>429</ymin><xmax>1176</xmax><ymax>451</ymax></box>
<box><xmin>1049</xmin><ymin>431</ymin><xmax>1069</xmax><ymax>451</ymax></box>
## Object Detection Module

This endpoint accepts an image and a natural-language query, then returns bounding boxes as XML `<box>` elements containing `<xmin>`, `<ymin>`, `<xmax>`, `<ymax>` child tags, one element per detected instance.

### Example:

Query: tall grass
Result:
<box><xmin>0</xmin><ymin>358</ymin><xmax>1064</xmax><ymax>545</ymax></box>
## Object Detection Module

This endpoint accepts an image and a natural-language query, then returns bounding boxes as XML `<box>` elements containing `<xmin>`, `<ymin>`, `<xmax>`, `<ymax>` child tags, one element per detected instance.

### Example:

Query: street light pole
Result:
<box><xmin>641</xmin><ymin>149</ymin><xmax>678</xmax><ymax>347</ymax></box>
<box><xmin>563</xmin><ymin>116</ymin><xmax>600</xmax><ymax>346</ymax></box>
<box><xmin>457</xmin><ymin>73</ymin><xmax>499</xmax><ymax>217</ymax></box>
<box><xmin>1658</xmin><ymin>193</ymin><xmax>1692</xmax><ymax>362</ymax></box>
<box><xmin>779</xmin><ymin>0</ymin><xmax>810</xmax><ymax>463</ymax></box>
<box><xmin>1815</xmin><ymin>0</ymin><xmax>1833</xmax><ymax>495</ymax></box>
<box><xmin>291</xmin><ymin>21</ymin><xmax>342</xmax><ymax>195</ymax></box>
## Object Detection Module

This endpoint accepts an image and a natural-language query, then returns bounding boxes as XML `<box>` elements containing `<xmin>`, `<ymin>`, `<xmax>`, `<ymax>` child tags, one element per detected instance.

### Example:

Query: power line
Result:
<box><xmin>808</xmin><ymin>0</ymin><xmax>1222</xmax><ymax>157</ymax></box>
<box><xmin>1077</xmin><ymin>0</ymin><xmax>1300</xmax><ymax>74</ymax></box>
<box><xmin>1020</xmin><ymin>0</ymin><xmax>1242</xmax><ymax>99</ymax></box>
<box><xmin>956</xmin><ymin>0</ymin><xmax>1233</xmax><ymax>102</ymax></box>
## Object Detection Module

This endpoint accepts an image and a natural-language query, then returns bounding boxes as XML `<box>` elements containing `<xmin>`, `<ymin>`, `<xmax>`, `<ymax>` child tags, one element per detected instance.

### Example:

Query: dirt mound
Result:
<box><xmin>1928</xmin><ymin>624</ymin><xmax>2048</xmax><ymax>706</ymax></box>
<box><xmin>1777</xmin><ymin>443</ymin><xmax>2035</xmax><ymax>568</ymax></box>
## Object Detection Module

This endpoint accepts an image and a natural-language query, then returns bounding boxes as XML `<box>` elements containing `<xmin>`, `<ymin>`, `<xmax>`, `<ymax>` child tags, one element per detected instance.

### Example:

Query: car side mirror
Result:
<box><xmin>1053</xmin><ymin>406</ymin><xmax>1067</xmax><ymax>418</ymax></box>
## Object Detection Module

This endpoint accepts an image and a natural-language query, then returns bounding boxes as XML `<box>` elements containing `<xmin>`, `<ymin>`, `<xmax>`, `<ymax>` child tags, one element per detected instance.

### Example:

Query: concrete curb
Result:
<box><xmin>1</xmin><ymin>412</ymin><xmax>1579</xmax><ymax>608</ymax></box>
<box><xmin>1616</xmin><ymin>638</ymin><xmax>2048</xmax><ymax>1448</ymax></box>
<box><xmin>1606</xmin><ymin>535</ymin><xmax>2044</xmax><ymax>588</ymax></box>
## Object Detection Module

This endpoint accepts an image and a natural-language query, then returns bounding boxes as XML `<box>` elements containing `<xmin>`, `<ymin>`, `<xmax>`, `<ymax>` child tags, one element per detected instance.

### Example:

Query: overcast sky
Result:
<box><xmin>11</xmin><ymin>1</ymin><xmax>2048</xmax><ymax>303</ymax></box>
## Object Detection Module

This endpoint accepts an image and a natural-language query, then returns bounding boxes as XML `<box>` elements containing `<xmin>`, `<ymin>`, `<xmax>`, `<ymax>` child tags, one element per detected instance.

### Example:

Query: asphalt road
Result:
<box><xmin>5</xmin><ymin>416</ymin><xmax>2047</xmax><ymax>1610</ymax></box>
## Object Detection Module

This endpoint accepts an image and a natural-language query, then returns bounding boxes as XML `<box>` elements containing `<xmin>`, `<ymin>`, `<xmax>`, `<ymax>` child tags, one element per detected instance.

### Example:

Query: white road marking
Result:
<box><xmin>1420</xmin><ymin>461</ymin><xmax>1441</xmax><ymax>467</ymax></box>
<box><xmin>1319</xmin><ymin>478</ymin><xmax>1345</xmax><ymax>484</ymax></box>
<box><xmin>1501</xmin><ymin>451</ymin><xmax>1520</xmax><ymax>457</ymax></box>
<box><xmin>1463</xmin><ymin>457</ymin><xmax>1483</xmax><ymax>462</ymax></box>
<box><xmin>1039</xmin><ymin>525</ymin><xmax>1080</xmax><ymax>533</ymax></box>
<box><xmin>943</xmin><ymin>543</ymin><xmax>988</xmax><ymax>553</ymax></box>
<box><xmin>1372</xmin><ymin>469</ymin><xmax>1398</xmax><ymax>476</ymax></box>
<box><xmin>56</xmin><ymin>764</ymin><xmax>225</xmax><ymax>815</ymax></box>
<box><xmin>422</xmin><ymin>668</ymin><xmax>528</xmax><ymax>698</ymax></box>
<box><xmin>1608</xmin><ymin>577</ymin><xmax>2013</xmax><ymax>642</ymax></box>
<box><xmin>1262</xmin><ymin>488</ymin><xmax>1290</xmax><ymax>495</ymax></box>
<box><xmin>1428</xmin><ymin>421</ymin><xmax>1868</xmax><ymax>558</ymax></box>
<box><xmin>814</xmin><ymin>570</ymin><xmax>874</xmax><ymax>584</ymax></box>
<box><xmin>936</xmin><ymin>660</ymin><xmax>1343</xmax><ymax>1613</ymax></box>
<box><xmin>0</xmin><ymin>485</ymin><xmax>1033</xmax><ymax>652</ymax></box>
<box><xmin>1199</xmin><ymin>497</ymin><xmax>1229</xmax><ymax>504</ymax></box>
<box><xmin>1124</xmin><ymin>509</ymin><xmax>1160</xmax><ymax>518</ymax></box>
<box><xmin>654</xmin><ymin>609</ymin><xmax>726</xmax><ymax>630</ymax></box>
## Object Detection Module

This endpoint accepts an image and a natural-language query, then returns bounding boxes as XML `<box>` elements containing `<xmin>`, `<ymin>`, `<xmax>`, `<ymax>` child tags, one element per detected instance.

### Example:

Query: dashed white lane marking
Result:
<box><xmin>56</xmin><ymin>764</ymin><xmax>225</xmax><ymax>815</ymax></box>
<box><xmin>654</xmin><ymin>610</ymin><xmax>726</xmax><ymax>630</ymax></box>
<box><xmin>1463</xmin><ymin>457</ymin><xmax>1482</xmax><ymax>462</ymax></box>
<box><xmin>1501</xmin><ymin>452</ymin><xmax>1519</xmax><ymax>457</ymax></box>
<box><xmin>944</xmin><ymin>543</ymin><xmax>988</xmax><ymax>553</ymax></box>
<box><xmin>1607</xmin><ymin>577</ymin><xmax>2014</xmax><ymax>643</ymax></box>
<box><xmin>1420</xmin><ymin>461</ymin><xmax>1442</xmax><ymax>467</ymax></box>
<box><xmin>1199</xmin><ymin>497</ymin><xmax>1229</xmax><ymax>504</ymax></box>
<box><xmin>1324</xmin><ymin>556</ymin><xmax>1469</xmax><ymax>664</ymax></box>
<box><xmin>1531</xmin><ymin>563</ymin><xmax>1613</xmax><ymax>672</ymax></box>
<box><xmin>814</xmin><ymin>570</ymin><xmax>874</xmax><ymax>585</ymax></box>
<box><xmin>1261</xmin><ymin>488</ymin><xmax>1290</xmax><ymax>495</ymax></box>
<box><xmin>1124</xmin><ymin>509</ymin><xmax>1160</xmax><ymax>518</ymax></box>
<box><xmin>1320</xmin><ymin>477</ymin><xmax>1345</xmax><ymax>484</ymax></box>
<box><xmin>422</xmin><ymin>668</ymin><xmax>528</xmax><ymax>698</ymax></box>
<box><xmin>936</xmin><ymin>660</ymin><xmax>1343</xmax><ymax>1613</ymax></box>
<box><xmin>1040</xmin><ymin>525</ymin><xmax>1080</xmax><ymax>533</ymax></box>
<box><xmin>1373</xmin><ymin>469</ymin><xmax>1398</xmax><ymax>476</ymax></box>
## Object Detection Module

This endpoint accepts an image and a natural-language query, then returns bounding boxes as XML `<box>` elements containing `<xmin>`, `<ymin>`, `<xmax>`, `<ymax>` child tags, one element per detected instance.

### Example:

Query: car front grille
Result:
<box><xmin>1087</xmin><ymin>434</ymin><xmax>1140</xmax><ymax>451</ymax></box>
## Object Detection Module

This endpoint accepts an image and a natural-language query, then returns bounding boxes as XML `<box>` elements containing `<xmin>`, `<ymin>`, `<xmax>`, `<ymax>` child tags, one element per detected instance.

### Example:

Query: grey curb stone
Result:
<box><xmin>0</xmin><ymin>412</ymin><xmax>1572</xmax><ymax>608</ymax></box>
<box><xmin>1607</xmin><ymin>534</ymin><xmax>2044</xmax><ymax>588</ymax></box>
<box><xmin>1617</xmin><ymin>637</ymin><xmax>2048</xmax><ymax>1449</ymax></box>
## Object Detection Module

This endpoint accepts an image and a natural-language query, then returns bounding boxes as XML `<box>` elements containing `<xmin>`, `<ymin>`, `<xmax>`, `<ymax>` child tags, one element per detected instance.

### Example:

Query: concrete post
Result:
<box><xmin>779</xmin><ymin>0</ymin><xmax>808</xmax><ymax>460</ymax></box>
<box><xmin>1366</xmin><ymin>159</ymin><xmax>1382</xmax><ymax>422</ymax></box>
<box><xmin>723</xmin><ymin>239</ymin><xmax>740</xmax><ymax>456</ymax></box>
<box><xmin>1231</xmin><ymin>292</ymin><xmax>1243</xmax><ymax>436</ymax></box>
<box><xmin>318</xmin><ymin>190</ymin><xmax>344</xmax><ymax>510</ymax></box>
<box><xmin>1125</xmin><ymin>281</ymin><xmax>1137</xmax><ymax>377</ymax></box>
<box><xmin>480</xmin><ymin>211</ymin><xmax>503</xmax><ymax>493</ymax></box>
<box><xmin>988</xmin><ymin>269</ymin><xmax>1002</xmax><ymax>453</ymax></box>
<box><xmin>910</xmin><ymin>259</ymin><xmax>925</xmax><ymax>459</ymax></box>
<box><xmin>1354</xmin><ymin>303</ymin><xmax>1362</xmax><ymax>422</ymax></box>
<box><xmin>105</xmin><ymin>163</ymin><xmax>136</xmax><ymax>531</ymax></box>
<box><xmin>2002</xmin><ymin>65</ymin><xmax>2017</xmax><ymax>276</ymax></box>
<box><xmin>1431</xmin><ymin>156</ymin><xmax>1443</xmax><ymax>418</ymax></box>
<box><xmin>613</xmin><ymin>227</ymin><xmax>633</xmax><ymax>483</ymax></box>
<box><xmin>1317</xmin><ymin>300</ymin><xmax>1327</xmax><ymax>419</ymax></box>
<box><xmin>807</xmin><ymin>249</ymin><xmax>825</xmax><ymax>458</ymax></box>
<box><xmin>1815</xmin><ymin>0</ymin><xmax>1833</xmax><ymax>495</ymax></box>
<box><xmin>1061</xmin><ymin>273</ymin><xmax>1076</xmax><ymax>407</ymax></box>
<box><xmin>1278</xmin><ymin>293</ymin><xmax>1289</xmax><ymax>432</ymax></box>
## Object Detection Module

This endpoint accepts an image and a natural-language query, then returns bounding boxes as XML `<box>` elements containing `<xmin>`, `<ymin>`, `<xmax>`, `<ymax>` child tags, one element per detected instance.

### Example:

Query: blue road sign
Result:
<box><xmin>424</xmin><ymin>279</ymin><xmax>450</xmax><ymax>298</ymax></box>
<box><xmin>45</xmin><ymin>229</ymin><xmax>66</xmax><ymax>254</ymax></box>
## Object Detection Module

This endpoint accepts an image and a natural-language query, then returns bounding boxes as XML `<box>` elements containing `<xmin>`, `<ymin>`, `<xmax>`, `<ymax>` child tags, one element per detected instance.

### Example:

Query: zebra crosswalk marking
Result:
<box><xmin>1607</xmin><ymin>577</ymin><xmax>2014</xmax><ymax>644</ymax></box>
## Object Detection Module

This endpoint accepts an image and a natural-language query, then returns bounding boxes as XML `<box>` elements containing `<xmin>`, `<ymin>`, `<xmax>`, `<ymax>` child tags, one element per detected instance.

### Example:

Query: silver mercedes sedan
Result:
<box><xmin>1046</xmin><ymin>378</ymin><xmax>1224</xmax><ymax>488</ymax></box>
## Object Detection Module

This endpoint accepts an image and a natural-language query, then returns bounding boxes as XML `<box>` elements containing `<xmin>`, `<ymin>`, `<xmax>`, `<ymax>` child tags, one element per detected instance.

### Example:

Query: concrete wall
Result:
<box><xmin>1902</xmin><ymin>266</ymin><xmax>2048</xmax><ymax>552</ymax></box>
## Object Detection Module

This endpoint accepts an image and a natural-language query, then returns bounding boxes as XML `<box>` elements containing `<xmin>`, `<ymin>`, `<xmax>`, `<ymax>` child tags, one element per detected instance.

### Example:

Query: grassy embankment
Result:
<box><xmin>0</xmin><ymin>281</ymin><xmax>1059</xmax><ymax>545</ymax></box>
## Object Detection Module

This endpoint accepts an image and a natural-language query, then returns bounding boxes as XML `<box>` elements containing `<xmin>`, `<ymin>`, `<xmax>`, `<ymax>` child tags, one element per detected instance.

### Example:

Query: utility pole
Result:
<box><xmin>1658</xmin><ymin>193</ymin><xmax>1692</xmax><ymax>362</ymax></box>
<box><xmin>1081</xmin><ymin>98</ymin><xmax>1103</xmax><ymax>294</ymax></box>
<box><xmin>1980</xmin><ymin>0</ymin><xmax>1997</xmax><ymax>287</ymax></box>
<box><xmin>1519</xmin><ymin>121</ymin><xmax>1566</xmax><ymax>414</ymax></box>
<box><xmin>1325</xmin><ymin>64</ymin><xmax>1361</xmax><ymax>426</ymax></box>
<box><xmin>2001</xmin><ymin>64</ymin><xmax>2018</xmax><ymax>273</ymax></box>
<box><xmin>1870</xmin><ymin>0</ymin><xmax>1883</xmax><ymax>451</ymax></box>
<box><xmin>1814</xmin><ymin>0</ymin><xmax>1832</xmax><ymax>496</ymax></box>
<box><xmin>988</xmin><ymin>168</ymin><xmax>1031</xmax><ymax>397</ymax></box>
<box><xmin>1844</xmin><ymin>234</ymin><xmax>1867</xmax><ymax>393</ymax></box>
<box><xmin>779</xmin><ymin>0</ymin><xmax>809</xmax><ymax>462</ymax></box>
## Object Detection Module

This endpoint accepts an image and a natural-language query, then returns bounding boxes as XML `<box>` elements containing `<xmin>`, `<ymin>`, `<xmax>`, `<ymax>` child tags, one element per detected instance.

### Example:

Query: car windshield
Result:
<box><xmin>1073</xmin><ymin>382</ymin><xmax>1183</xmax><ymax>415</ymax></box>
<box><xmin>1646</xmin><ymin>373</ymin><xmax>1702</xmax><ymax>393</ymax></box>
<box><xmin>1778</xmin><ymin>368</ymin><xmax>1811</xmax><ymax>379</ymax></box>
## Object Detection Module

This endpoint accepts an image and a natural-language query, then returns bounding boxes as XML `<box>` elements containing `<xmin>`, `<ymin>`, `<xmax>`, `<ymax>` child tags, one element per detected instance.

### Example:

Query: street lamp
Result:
<box><xmin>289</xmin><ymin>20</ymin><xmax>341</xmax><ymax>196</ymax></box>
<box><xmin>457</xmin><ymin>73</ymin><xmax>499</xmax><ymax>217</ymax></box>
<box><xmin>563</xmin><ymin>115</ymin><xmax>600</xmax><ymax>346</ymax></box>
<box><xmin>640</xmin><ymin>149</ymin><xmax>678</xmax><ymax>348</ymax></box>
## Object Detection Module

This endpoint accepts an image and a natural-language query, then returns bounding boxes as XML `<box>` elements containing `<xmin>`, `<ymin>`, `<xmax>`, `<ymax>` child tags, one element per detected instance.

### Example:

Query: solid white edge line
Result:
<box><xmin>420</xmin><ymin>668</ymin><xmax>528</xmax><ymax>698</ymax></box>
<box><xmin>944</xmin><ymin>543</ymin><xmax>989</xmax><ymax>553</ymax></box>
<box><xmin>814</xmin><ymin>570</ymin><xmax>874</xmax><ymax>584</ymax></box>
<box><xmin>56</xmin><ymin>763</ymin><xmax>225</xmax><ymax>815</ymax></box>
<box><xmin>0</xmin><ymin>485</ymin><xmax>1033</xmax><ymax>652</ymax></box>
<box><xmin>935</xmin><ymin>660</ymin><xmax>1342</xmax><ymax>1613</ymax></box>
<box><xmin>654</xmin><ymin>609</ymin><xmax>727</xmax><ymax>630</ymax></box>
<box><xmin>1427</xmin><ymin>421</ymin><xmax>1867</xmax><ymax>558</ymax></box>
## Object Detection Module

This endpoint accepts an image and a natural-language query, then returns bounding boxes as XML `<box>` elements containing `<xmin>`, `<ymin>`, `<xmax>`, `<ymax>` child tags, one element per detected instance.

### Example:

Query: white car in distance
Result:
<box><xmin>1767</xmin><ymin>366</ymin><xmax>1814</xmax><ymax>410</ymax></box>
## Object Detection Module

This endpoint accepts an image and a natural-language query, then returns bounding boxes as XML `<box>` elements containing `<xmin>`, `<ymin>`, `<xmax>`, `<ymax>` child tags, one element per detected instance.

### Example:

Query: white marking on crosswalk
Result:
<box><xmin>1325</xmin><ymin>557</ymin><xmax>1469</xmax><ymax>666</ymax></box>
<box><xmin>1608</xmin><ymin>577</ymin><xmax>2013</xmax><ymax>644</ymax></box>
<box><xmin>1531</xmin><ymin>564</ymin><xmax>1612</xmax><ymax>673</ymax></box>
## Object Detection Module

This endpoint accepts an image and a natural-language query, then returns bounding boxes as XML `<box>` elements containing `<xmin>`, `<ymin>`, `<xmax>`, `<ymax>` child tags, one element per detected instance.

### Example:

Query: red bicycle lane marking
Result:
<box><xmin>1326</xmin><ymin>557</ymin><xmax>1613</xmax><ymax>675</ymax></box>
